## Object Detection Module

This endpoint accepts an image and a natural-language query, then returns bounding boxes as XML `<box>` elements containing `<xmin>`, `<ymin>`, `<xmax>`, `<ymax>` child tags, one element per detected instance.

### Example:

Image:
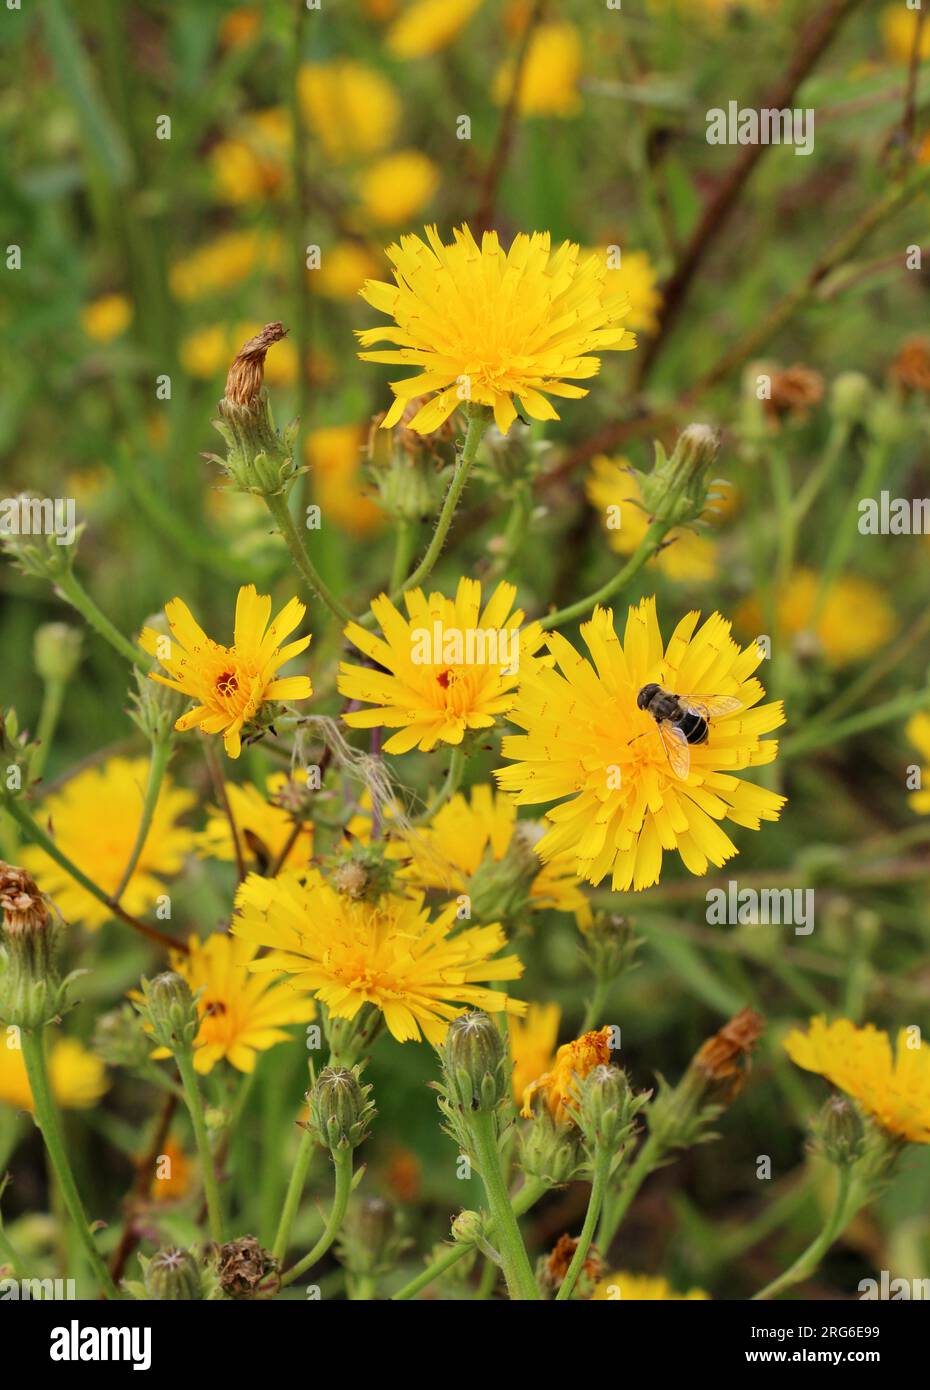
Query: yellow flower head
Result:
<box><xmin>386</xmin><ymin>0</ymin><xmax>482</xmax><ymax>57</ymax></box>
<box><xmin>149</xmin><ymin>1136</ymin><xmax>192</xmax><ymax>1202</ymax></box>
<box><xmin>81</xmin><ymin>293</ymin><xmax>132</xmax><ymax>343</ymax></box>
<box><xmin>736</xmin><ymin>569</ymin><xmax>896</xmax><ymax>669</ymax></box>
<box><xmin>170</xmin><ymin>230</ymin><xmax>282</xmax><ymax>302</ymax></box>
<box><xmin>299</xmin><ymin>61</ymin><xmax>399</xmax><ymax>162</ymax></box>
<box><xmin>0</xmin><ymin>1036</ymin><xmax>107</xmax><ymax>1113</ymax></box>
<box><xmin>158</xmin><ymin>933</ymin><xmax>317</xmax><ymax>1074</ymax></box>
<box><xmin>337</xmin><ymin>577</ymin><xmax>545</xmax><ymax>753</ymax></box>
<box><xmin>304</xmin><ymin>424</ymin><xmax>384</xmax><ymax>538</ymax></box>
<box><xmin>784</xmin><ymin>1016</ymin><xmax>930</xmax><ymax>1145</ymax></box>
<box><xmin>587</xmin><ymin>455</ymin><xmax>719</xmax><ymax>584</ymax></box>
<box><xmin>605</xmin><ymin>249</ymin><xmax>663</xmax><ymax>335</ymax></box>
<box><xmin>592</xmin><ymin>1271</ymin><xmax>709</xmax><ymax>1301</ymax></box>
<box><xmin>357</xmin><ymin>224</ymin><xmax>636</xmax><ymax>435</ymax></box>
<box><xmin>210</xmin><ymin>108</ymin><xmax>290</xmax><ymax>205</ymax></box>
<box><xmin>385</xmin><ymin>783</ymin><xmax>591</xmax><ymax>923</ymax></box>
<box><xmin>510</xmin><ymin>1002</ymin><xmax>561</xmax><ymax>1105</ymax></box>
<box><xmin>906</xmin><ymin>712</ymin><xmax>930</xmax><ymax>815</ymax></box>
<box><xmin>315</xmin><ymin>241</ymin><xmax>383</xmax><ymax>300</ymax></box>
<box><xmin>232</xmin><ymin>868</ymin><xmax>526</xmax><ymax>1045</ymax></box>
<box><xmin>521</xmin><ymin>1026</ymin><xmax>613</xmax><ymax>1123</ymax></box>
<box><xmin>882</xmin><ymin>5</ymin><xmax>930</xmax><ymax>65</ymax></box>
<box><xmin>140</xmin><ymin>585</ymin><xmax>313</xmax><ymax>759</ymax></box>
<box><xmin>20</xmin><ymin>757</ymin><xmax>195</xmax><ymax>929</ymax></box>
<box><xmin>195</xmin><ymin>773</ymin><xmax>313</xmax><ymax>871</ymax></box>
<box><xmin>492</xmin><ymin>21</ymin><xmax>583</xmax><ymax>117</ymax></box>
<box><xmin>357</xmin><ymin>150</ymin><xmax>440</xmax><ymax>227</ymax></box>
<box><xmin>495</xmin><ymin>597</ymin><xmax>786</xmax><ymax>892</ymax></box>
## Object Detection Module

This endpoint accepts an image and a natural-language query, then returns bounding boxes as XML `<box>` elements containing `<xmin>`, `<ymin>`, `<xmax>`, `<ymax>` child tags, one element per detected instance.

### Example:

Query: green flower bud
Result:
<box><xmin>519</xmin><ymin>1108</ymin><xmax>583</xmax><ymax>1187</ymax></box>
<box><xmin>326</xmin><ymin>843</ymin><xmax>396</xmax><ymax>902</ymax></box>
<box><xmin>467</xmin><ymin>827</ymin><xmax>540</xmax><ymax>925</ymax></box>
<box><xmin>204</xmin><ymin>325</ymin><xmax>302</xmax><ymax>498</ymax></box>
<box><xmin>144</xmin><ymin>1247</ymin><xmax>203</xmax><ymax>1301</ymax></box>
<box><xmin>33</xmin><ymin>624</ymin><xmax>83</xmax><ymax>685</ymax></box>
<box><xmin>816</xmin><ymin>1096</ymin><xmax>865</xmax><ymax>1167</ymax></box>
<box><xmin>366</xmin><ymin>410</ymin><xmax>451</xmax><ymax>522</ymax></box>
<box><xmin>0</xmin><ymin>493</ymin><xmax>84</xmax><ymax>582</ymax></box>
<box><xmin>450</xmin><ymin>1208</ymin><xmax>500</xmax><ymax>1263</ymax></box>
<box><xmin>92</xmin><ymin>1004</ymin><xmax>152</xmax><ymax>1069</ymax></box>
<box><xmin>308</xmin><ymin>1064</ymin><xmax>375</xmax><ymax>1152</ymax></box>
<box><xmin>134</xmin><ymin>971</ymin><xmax>199</xmax><ymax>1054</ymax></box>
<box><xmin>337</xmin><ymin>1197</ymin><xmax>409</xmax><ymax>1279</ymax></box>
<box><xmin>441</xmin><ymin>1011</ymin><xmax>509</xmax><ymax>1113</ymax></box>
<box><xmin>128</xmin><ymin>637</ymin><xmax>184</xmax><ymax>744</ymax></box>
<box><xmin>575</xmin><ymin>1064</ymin><xmax>647</xmax><ymax>1160</ymax></box>
<box><xmin>634</xmin><ymin>425</ymin><xmax>721</xmax><ymax>531</ymax></box>
<box><xmin>578</xmin><ymin>912</ymin><xmax>639</xmax><ymax>984</ymax></box>
<box><xmin>0</xmin><ymin>863</ymin><xmax>75</xmax><ymax>1030</ymax></box>
<box><xmin>829</xmin><ymin>371</ymin><xmax>872</xmax><ymax>426</ymax></box>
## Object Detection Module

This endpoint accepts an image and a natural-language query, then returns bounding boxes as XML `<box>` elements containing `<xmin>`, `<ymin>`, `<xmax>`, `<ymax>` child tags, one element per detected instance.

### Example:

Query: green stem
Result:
<box><xmin>390</xmin><ymin>408</ymin><xmax>490</xmax><ymax>601</ymax></box>
<box><xmin>556</xmin><ymin>1146</ymin><xmax>611</xmax><ymax>1300</ymax></box>
<box><xmin>541</xmin><ymin>519</ymin><xmax>670</xmax><ymax>631</ymax></box>
<box><xmin>598</xmin><ymin>1131</ymin><xmax>663</xmax><ymax>1252</ymax></box>
<box><xmin>1</xmin><ymin>794</ymin><xmax>184</xmax><ymax>954</ymax></box>
<box><xmin>264</xmin><ymin>490</ymin><xmax>355</xmax><ymax>625</ymax></box>
<box><xmin>391</xmin><ymin>1177</ymin><xmax>546</xmax><ymax>1300</ymax></box>
<box><xmin>56</xmin><ymin>571</ymin><xmax>150</xmax><ymax>671</ymax></box>
<box><xmin>469</xmin><ymin>1110</ymin><xmax>539</xmax><ymax>1300</ymax></box>
<box><xmin>32</xmin><ymin>679</ymin><xmax>66</xmax><ymax>781</ymax></box>
<box><xmin>782</xmin><ymin>686</ymin><xmax>930</xmax><ymax>759</ymax></box>
<box><xmin>114</xmin><ymin>735</ymin><xmax>172</xmax><ymax>900</ymax></box>
<box><xmin>581</xmin><ymin>974</ymin><xmax>609</xmax><ymax>1034</ymax></box>
<box><xmin>281</xmin><ymin>1146</ymin><xmax>353</xmax><ymax>1287</ymax></box>
<box><xmin>21</xmin><ymin>1029</ymin><xmax>120</xmax><ymax>1299</ymax></box>
<box><xmin>389</xmin><ymin>517</ymin><xmax>417</xmax><ymax>593</ymax></box>
<box><xmin>417</xmin><ymin>745</ymin><xmax>465</xmax><ymax>823</ymax></box>
<box><xmin>175</xmin><ymin>1048</ymin><xmax>225</xmax><ymax>1244</ymax></box>
<box><xmin>753</xmin><ymin>1166</ymin><xmax>855</xmax><ymax>1301</ymax></box>
<box><xmin>272</xmin><ymin>1127</ymin><xmax>316</xmax><ymax>1263</ymax></box>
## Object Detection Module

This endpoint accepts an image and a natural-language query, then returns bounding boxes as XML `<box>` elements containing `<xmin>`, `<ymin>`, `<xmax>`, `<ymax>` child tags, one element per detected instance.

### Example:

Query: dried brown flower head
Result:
<box><xmin>224</xmin><ymin>322</ymin><xmax>288</xmax><ymax>408</ymax></box>
<box><xmin>765</xmin><ymin>364</ymin><xmax>824</xmax><ymax>423</ymax></box>
<box><xmin>217</xmin><ymin>1235</ymin><xmax>277</xmax><ymax>1299</ymax></box>
<box><xmin>538</xmin><ymin>1233</ymin><xmax>603</xmax><ymax>1296</ymax></box>
<box><xmin>692</xmin><ymin>1007</ymin><xmax>765</xmax><ymax>1103</ymax></box>
<box><xmin>0</xmin><ymin>862</ymin><xmax>48</xmax><ymax>937</ymax></box>
<box><xmin>891</xmin><ymin>337</ymin><xmax>930</xmax><ymax>394</ymax></box>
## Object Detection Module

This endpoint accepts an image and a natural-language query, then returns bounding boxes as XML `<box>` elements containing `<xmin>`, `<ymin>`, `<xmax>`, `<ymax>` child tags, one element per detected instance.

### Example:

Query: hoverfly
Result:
<box><xmin>636</xmin><ymin>683</ymin><xmax>743</xmax><ymax>781</ymax></box>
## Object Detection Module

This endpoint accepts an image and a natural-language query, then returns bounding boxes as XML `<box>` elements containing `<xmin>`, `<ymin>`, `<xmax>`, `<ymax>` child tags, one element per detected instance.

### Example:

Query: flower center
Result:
<box><xmin>216</xmin><ymin>670</ymin><xmax>239</xmax><ymax>697</ymax></box>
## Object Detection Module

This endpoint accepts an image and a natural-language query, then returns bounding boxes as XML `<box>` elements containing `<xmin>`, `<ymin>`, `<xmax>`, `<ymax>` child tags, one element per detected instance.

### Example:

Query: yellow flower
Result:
<box><xmin>882</xmin><ymin>5</ymin><xmax>930</xmax><ymax>65</ymax></box>
<box><xmin>304</xmin><ymin>424</ymin><xmax>384</xmax><ymax>538</ymax></box>
<box><xmin>81</xmin><ymin>293</ymin><xmax>132</xmax><ymax>343</ymax></box>
<box><xmin>0</xmin><ymin>1037</ymin><xmax>107</xmax><ymax>1113</ymax></box>
<box><xmin>510</xmin><ymin>1002</ymin><xmax>561</xmax><ymax>1105</ymax></box>
<box><xmin>210</xmin><ymin>109</ymin><xmax>290</xmax><ymax>204</ymax></box>
<box><xmin>735</xmin><ymin>569</ymin><xmax>896</xmax><ymax>667</ymax></box>
<box><xmin>157</xmin><ymin>933</ymin><xmax>317</xmax><ymax>1074</ymax></box>
<box><xmin>357</xmin><ymin>150</ymin><xmax>440</xmax><ymax>226</ymax></box>
<box><xmin>298</xmin><ymin>62</ymin><xmax>399</xmax><ymax>162</ymax></box>
<box><xmin>784</xmin><ymin>1016</ymin><xmax>930</xmax><ymax>1145</ymax></box>
<box><xmin>386</xmin><ymin>0</ymin><xmax>483</xmax><ymax>58</ymax></box>
<box><xmin>495</xmin><ymin>597</ymin><xmax>785</xmax><ymax>892</ymax></box>
<box><xmin>521</xmin><ymin>1026</ymin><xmax>613</xmax><ymax>1122</ymax></box>
<box><xmin>20</xmin><ymin>757</ymin><xmax>195</xmax><ymax>929</ymax></box>
<box><xmin>337</xmin><ymin>577</ymin><xmax>545</xmax><ymax>753</ymax></box>
<box><xmin>232</xmin><ymin>869</ymin><xmax>526</xmax><ymax>1045</ymax></box>
<box><xmin>586</xmin><ymin>456</ymin><xmax>719</xmax><ymax>584</ymax></box>
<box><xmin>170</xmin><ymin>230</ymin><xmax>282</xmax><ymax>302</ymax></box>
<box><xmin>592</xmin><ymin>1271</ymin><xmax>709</xmax><ymax>1301</ymax></box>
<box><xmin>358</xmin><ymin>224</ymin><xmax>635</xmax><ymax>434</ymax></box>
<box><xmin>385</xmin><ymin>783</ymin><xmax>591</xmax><ymax>923</ymax></box>
<box><xmin>195</xmin><ymin>773</ymin><xmax>313</xmax><ymax>871</ymax></box>
<box><xmin>608</xmin><ymin>249</ymin><xmax>662</xmax><ymax>335</ymax></box>
<box><xmin>140</xmin><ymin>585</ymin><xmax>313</xmax><ymax>759</ymax></box>
<box><xmin>149</xmin><ymin>1136</ymin><xmax>192</xmax><ymax>1202</ymax></box>
<box><xmin>905</xmin><ymin>712</ymin><xmax>930</xmax><ymax>814</ymax></box>
<box><xmin>315</xmin><ymin>241</ymin><xmax>383</xmax><ymax>300</ymax></box>
<box><xmin>492</xmin><ymin>22</ymin><xmax>582</xmax><ymax>117</ymax></box>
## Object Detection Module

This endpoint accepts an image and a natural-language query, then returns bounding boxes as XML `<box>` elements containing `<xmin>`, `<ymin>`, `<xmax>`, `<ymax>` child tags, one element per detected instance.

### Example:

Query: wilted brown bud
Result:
<box><xmin>691</xmin><ymin>1007</ymin><xmax>765</xmax><ymax>1103</ymax></box>
<box><xmin>891</xmin><ymin>337</ymin><xmax>930</xmax><ymax>394</ymax></box>
<box><xmin>537</xmin><ymin>1233</ymin><xmax>603</xmax><ymax>1297</ymax></box>
<box><xmin>217</xmin><ymin>1235</ymin><xmax>277</xmax><ymax>1299</ymax></box>
<box><xmin>224</xmin><ymin>322</ymin><xmax>288</xmax><ymax>408</ymax></box>
<box><xmin>0</xmin><ymin>863</ymin><xmax>48</xmax><ymax>937</ymax></box>
<box><xmin>765</xmin><ymin>364</ymin><xmax>824</xmax><ymax>423</ymax></box>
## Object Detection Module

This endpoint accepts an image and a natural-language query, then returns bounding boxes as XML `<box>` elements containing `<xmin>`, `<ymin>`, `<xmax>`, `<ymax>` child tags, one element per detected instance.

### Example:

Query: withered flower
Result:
<box><xmin>765</xmin><ymin>364</ymin><xmax>824</xmax><ymax>423</ymax></box>
<box><xmin>691</xmin><ymin>1007</ymin><xmax>765</xmax><ymax>1104</ymax></box>
<box><xmin>538</xmin><ymin>1233</ymin><xmax>603</xmax><ymax>1297</ymax></box>
<box><xmin>224</xmin><ymin>321</ymin><xmax>288</xmax><ymax>408</ymax></box>
<box><xmin>891</xmin><ymin>337</ymin><xmax>930</xmax><ymax>394</ymax></box>
<box><xmin>217</xmin><ymin>1235</ymin><xmax>278</xmax><ymax>1299</ymax></box>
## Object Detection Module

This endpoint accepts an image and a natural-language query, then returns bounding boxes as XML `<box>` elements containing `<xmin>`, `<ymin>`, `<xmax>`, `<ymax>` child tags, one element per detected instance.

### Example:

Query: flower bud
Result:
<box><xmin>466</xmin><ymin>828</ymin><xmax>540</xmax><ymax>925</ymax></box>
<box><xmin>326</xmin><ymin>843</ymin><xmax>396</xmax><ymax>902</ymax></box>
<box><xmin>337</xmin><ymin>1197</ymin><xmax>409</xmax><ymax>1279</ymax></box>
<box><xmin>450</xmin><ymin>1208</ymin><xmax>500</xmax><ymax>1264</ymax></box>
<box><xmin>366</xmin><ymin>406</ymin><xmax>452</xmax><ymax>522</ymax></box>
<box><xmin>576</xmin><ymin>1063</ymin><xmax>647</xmax><ymax>1157</ymax></box>
<box><xmin>33</xmin><ymin>624</ymin><xmax>83</xmax><ymax>685</ymax></box>
<box><xmin>134</xmin><ymin>971</ymin><xmax>199</xmax><ymax>1054</ymax></box>
<box><xmin>92</xmin><ymin>1004</ymin><xmax>152</xmax><ymax>1069</ymax></box>
<box><xmin>0</xmin><ymin>493</ymin><xmax>84</xmax><ymax>581</ymax></box>
<box><xmin>635</xmin><ymin>425</ymin><xmax>721</xmax><ymax>531</ymax></box>
<box><xmin>829</xmin><ymin>371</ymin><xmax>872</xmax><ymax>426</ymax></box>
<box><xmin>308</xmin><ymin>1064</ymin><xmax>375</xmax><ymax>1151</ymax></box>
<box><xmin>216</xmin><ymin>1235</ymin><xmax>277</xmax><ymax>1299</ymax></box>
<box><xmin>144</xmin><ymin>1247</ymin><xmax>203</xmax><ymax>1301</ymax></box>
<box><xmin>206</xmin><ymin>324</ymin><xmax>302</xmax><ymax>497</ymax></box>
<box><xmin>0</xmin><ymin>863</ymin><xmax>73</xmax><ymax>1030</ymax></box>
<box><xmin>128</xmin><ymin>650</ymin><xmax>184</xmax><ymax>744</ymax></box>
<box><xmin>519</xmin><ymin>1108</ymin><xmax>583</xmax><ymax>1187</ymax></box>
<box><xmin>537</xmin><ymin>1233</ymin><xmax>603</xmax><ymax>1298</ymax></box>
<box><xmin>578</xmin><ymin>912</ymin><xmax>639</xmax><ymax>983</ymax></box>
<box><xmin>815</xmin><ymin>1096</ymin><xmax>865</xmax><ymax>1167</ymax></box>
<box><xmin>441</xmin><ymin>1010</ymin><xmax>509</xmax><ymax>1113</ymax></box>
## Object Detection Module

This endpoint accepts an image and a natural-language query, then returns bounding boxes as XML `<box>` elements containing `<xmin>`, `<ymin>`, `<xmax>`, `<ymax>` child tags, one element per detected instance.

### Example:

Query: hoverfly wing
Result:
<box><xmin>687</xmin><ymin>694</ymin><xmax>743</xmax><ymax>718</ymax></box>
<box><xmin>659</xmin><ymin>721</ymin><xmax>691</xmax><ymax>780</ymax></box>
